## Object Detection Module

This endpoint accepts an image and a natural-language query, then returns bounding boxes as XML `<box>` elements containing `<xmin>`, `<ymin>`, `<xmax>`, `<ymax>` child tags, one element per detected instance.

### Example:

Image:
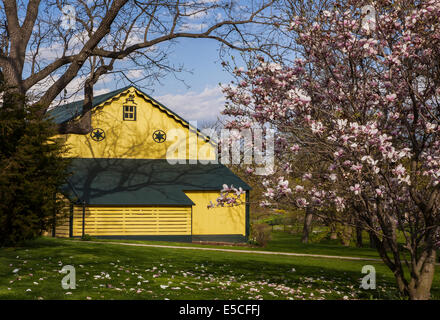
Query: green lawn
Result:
<box><xmin>249</xmin><ymin>231</ymin><xmax>381</xmax><ymax>259</ymax></box>
<box><xmin>1</xmin><ymin>236</ymin><xmax>439</xmax><ymax>300</ymax></box>
<box><xmin>84</xmin><ymin>231</ymin><xmax>382</xmax><ymax>259</ymax></box>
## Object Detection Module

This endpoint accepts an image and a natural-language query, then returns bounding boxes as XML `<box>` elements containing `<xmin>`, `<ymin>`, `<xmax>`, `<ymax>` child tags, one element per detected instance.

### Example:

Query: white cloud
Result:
<box><xmin>179</xmin><ymin>22</ymin><xmax>208</xmax><ymax>32</ymax></box>
<box><xmin>156</xmin><ymin>86</ymin><xmax>225</xmax><ymax>123</ymax></box>
<box><xmin>126</xmin><ymin>69</ymin><xmax>144</xmax><ymax>79</ymax></box>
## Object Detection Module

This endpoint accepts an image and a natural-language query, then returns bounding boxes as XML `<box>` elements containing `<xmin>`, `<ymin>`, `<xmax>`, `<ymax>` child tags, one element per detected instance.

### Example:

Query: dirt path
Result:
<box><xmin>80</xmin><ymin>240</ymin><xmax>386</xmax><ymax>262</ymax></box>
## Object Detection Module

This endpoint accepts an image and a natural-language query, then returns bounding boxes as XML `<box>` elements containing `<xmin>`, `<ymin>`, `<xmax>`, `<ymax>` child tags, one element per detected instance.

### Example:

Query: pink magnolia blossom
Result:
<box><xmin>349</xmin><ymin>184</ymin><xmax>361</xmax><ymax>195</ymax></box>
<box><xmin>219</xmin><ymin>0</ymin><xmax>440</xmax><ymax>298</ymax></box>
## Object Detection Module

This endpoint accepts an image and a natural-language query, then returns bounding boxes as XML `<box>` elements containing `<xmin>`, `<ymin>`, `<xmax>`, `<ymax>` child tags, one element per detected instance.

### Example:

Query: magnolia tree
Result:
<box><xmin>218</xmin><ymin>0</ymin><xmax>440</xmax><ymax>300</ymax></box>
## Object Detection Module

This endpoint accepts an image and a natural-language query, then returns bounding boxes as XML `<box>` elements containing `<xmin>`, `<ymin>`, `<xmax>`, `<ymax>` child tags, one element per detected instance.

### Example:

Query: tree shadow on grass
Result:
<box><xmin>2</xmin><ymin>237</ymin><xmax>437</xmax><ymax>300</ymax></box>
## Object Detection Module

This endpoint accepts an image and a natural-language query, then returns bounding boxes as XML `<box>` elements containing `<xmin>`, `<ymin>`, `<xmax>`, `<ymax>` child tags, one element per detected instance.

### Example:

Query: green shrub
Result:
<box><xmin>81</xmin><ymin>234</ymin><xmax>93</xmax><ymax>241</ymax></box>
<box><xmin>250</xmin><ymin>223</ymin><xmax>272</xmax><ymax>247</ymax></box>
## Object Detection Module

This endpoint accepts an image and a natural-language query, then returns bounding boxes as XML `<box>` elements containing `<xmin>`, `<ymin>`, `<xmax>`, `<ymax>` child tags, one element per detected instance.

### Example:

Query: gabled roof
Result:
<box><xmin>46</xmin><ymin>85</ymin><xmax>215</xmax><ymax>143</ymax></box>
<box><xmin>63</xmin><ymin>158</ymin><xmax>251</xmax><ymax>206</ymax></box>
<box><xmin>47</xmin><ymin>86</ymin><xmax>131</xmax><ymax>124</ymax></box>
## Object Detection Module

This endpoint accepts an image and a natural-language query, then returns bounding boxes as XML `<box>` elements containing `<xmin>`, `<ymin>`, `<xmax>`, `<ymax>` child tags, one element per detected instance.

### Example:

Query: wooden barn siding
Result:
<box><xmin>54</xmin><ymin>215</ymin><xmax>70</xmax><ymax>238</ymax></box>
<box><xmin>53</xmin><ymin>201</ymin><xmax>71</xmax><ymax>238</ymax></box>
<box><xmin>70</xmin><ymin>206</ymin><xmax>192</xmax><ymax>236</ymax></box>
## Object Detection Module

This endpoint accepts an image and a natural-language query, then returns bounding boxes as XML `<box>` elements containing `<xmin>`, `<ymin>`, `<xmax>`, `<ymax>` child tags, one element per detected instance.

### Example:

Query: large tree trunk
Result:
<box><xmin>57</xmin><ymin>63</ymin><xmax>114</xmax><ymax>135</ymax></box>
<box><xmin>339</xmin><ymin>225</ymin><xmax>352</xmax><ymax>246</ymax></box>
<box><xmin>355</xmin><ymin>223</ymin><xmax>363</xmax><ymax>248</ymax></box>
<box><xmin>56</xmin><ymin>77</ymin><xmax>95</xmax><ymax>134</ymax></box>
<box><xmin>368</xmin><ymin>231</ymin><xmax>377</xmax><ymax>249</ymax></box>
<box><xmin>2</xmin><ymin>0</ymin><xmax>41</xmax><ymax>105</ymax></box>
<box><xmin>57</xmin><ymin>111</ymin><xmax>93</xmax><ymax>134</ymax></box>
<box><xmin>301</xmin><ymin>207</ymin><xmax>313</xmax><ymax>244</ymax></box>
<box><xmin>408</xmin><ymin>250</ymin><xmax>437</xmax><ymax>300</ymax></box>
<box><xmin>329</xmin><ymin>223</ymin><xmax>338</xmax><ymax>240</ymax></box>
<box><xmin>2</xmin><ymin>66</ymin><xmax>26</xmax><ymax>110</ymax></box>
<box><xmin>372</xmin><ymin>226</ymin><xmax>436</xmax><ymax>300</ymax></box>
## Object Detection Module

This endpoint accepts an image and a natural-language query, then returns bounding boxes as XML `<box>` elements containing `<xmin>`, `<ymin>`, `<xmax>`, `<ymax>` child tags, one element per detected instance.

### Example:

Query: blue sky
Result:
<box><xmin>151</xmin><ymin>38</ymin><xmax>233</xmax><ymax>96</ymax></box>
<box><xmin>137</xmin><ymin>38</ymin><xmax>242</xmax><ymax>124</ymax></box>
<box><xmin>26</xmin><ymin>2</ymin><xmax>254</xmax><ymax>123</ymax></box>
<box><xmin>42</xmin><ymin>36</ymin><xmax>239</xmax><ymax>123</ymax></box>
<box><xmin>73</xmin><ymin>37</ymin><xmax>241</xmax><ymax>124</ymax></box>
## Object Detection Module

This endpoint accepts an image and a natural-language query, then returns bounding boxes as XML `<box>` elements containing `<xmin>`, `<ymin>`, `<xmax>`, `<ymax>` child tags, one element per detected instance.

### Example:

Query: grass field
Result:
<box><xmin>1</xmin><ymin>234</ymin><xmax>439</xmax><ymax>300</ymax></box>
<box><xmin>90</xmin><ymin>231</ymin><xmax>383</xmax><ymax>259</ymax></box>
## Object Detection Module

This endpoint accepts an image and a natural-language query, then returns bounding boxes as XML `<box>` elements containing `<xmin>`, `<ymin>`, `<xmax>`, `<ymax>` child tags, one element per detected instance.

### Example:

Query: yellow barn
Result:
<box><xmin>49</xmin><ymin>86</ymin><xmax>250</xmax><ymax>243</ymax></box>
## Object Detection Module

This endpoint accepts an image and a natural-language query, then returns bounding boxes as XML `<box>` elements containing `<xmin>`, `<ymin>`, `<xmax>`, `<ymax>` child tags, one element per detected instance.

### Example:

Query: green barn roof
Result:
<box><xmin>63</xmin><ymin>158</ymin><xmax>251</xmax><ymax>206</ymax></box>
<box><xmin>47</xmin><ymin>86</ymin><xmax>131</xmax><ymax>124</ymax></box>
<box><xmin>47</xmin><ymin>85</ymin><xmax>193</xmax><ymax>126</ymax></box>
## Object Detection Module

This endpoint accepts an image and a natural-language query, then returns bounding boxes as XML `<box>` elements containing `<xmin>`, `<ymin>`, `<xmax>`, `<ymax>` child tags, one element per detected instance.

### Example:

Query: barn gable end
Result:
<box><xmin>49</xmin><ymin>86</ymin><xmax>216</xmax><ymax>161</ymax></box>
<box><xmin>50</xmin><ymin>86</ymin><xmax>250</xmax><ymax>242</ymax></box>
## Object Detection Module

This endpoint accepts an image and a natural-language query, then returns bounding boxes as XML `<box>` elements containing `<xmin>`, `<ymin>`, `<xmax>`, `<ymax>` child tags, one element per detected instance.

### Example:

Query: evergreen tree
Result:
<box><xmin>0</xmin><ymin>92</ymin><xmax>70</xmax><ymax>246</ymax></box>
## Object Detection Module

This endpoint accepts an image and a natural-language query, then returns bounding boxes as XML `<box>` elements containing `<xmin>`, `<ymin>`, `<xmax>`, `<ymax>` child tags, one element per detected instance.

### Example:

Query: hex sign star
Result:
<box><xmin>90</xmin><ymin>128</ymin><xmax>105</xmax><ymax>141</ymax></box>
<box><xmin>153</xmin><ymin>130</ymin><xmax>166</xmax><ymax>143</ymax></box>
